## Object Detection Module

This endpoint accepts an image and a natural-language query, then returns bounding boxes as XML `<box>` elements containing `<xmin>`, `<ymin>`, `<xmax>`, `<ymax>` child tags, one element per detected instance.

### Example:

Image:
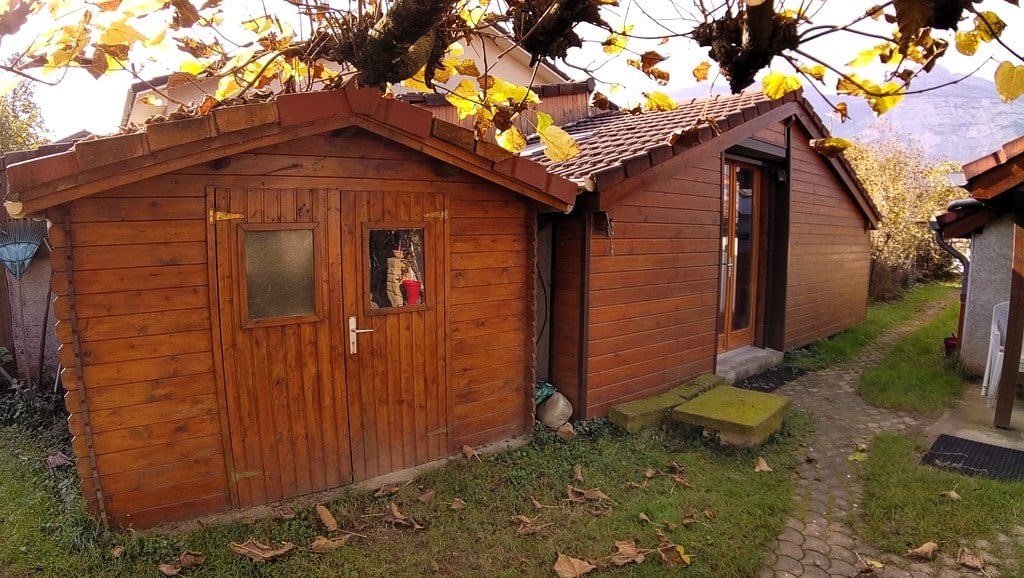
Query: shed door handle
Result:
<box><xmin>348</xmin><ymin>316</ymin><xmax>374</xmax><ymax>354</ymax></box>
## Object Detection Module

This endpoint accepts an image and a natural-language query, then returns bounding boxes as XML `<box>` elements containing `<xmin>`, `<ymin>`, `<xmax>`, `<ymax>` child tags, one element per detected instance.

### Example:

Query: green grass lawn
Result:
<box><xmin>0</xmin><ymin>414</ymin><xmax>808</xmax><ymax>578</ymax></box>
<box><xmin>859</xmin><ymin>434</ymin><xmax>1024</xmax><ymax>566</ymax></box>
<box><xmin>786</xmin><ymin>283</ymin><xmax>957</xmax><ymax>372</ymax></box>
<box><xmin>858</xmin><ymin>299</ymin><xmax>963</xmax><ymax>415</ymax></box>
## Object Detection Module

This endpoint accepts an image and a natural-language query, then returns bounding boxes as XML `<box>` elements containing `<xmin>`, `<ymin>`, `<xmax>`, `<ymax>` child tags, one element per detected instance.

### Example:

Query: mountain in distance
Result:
<box><xmin>668</xmin><ymin>65</ymin><xmax>1024</xmax><ymax>164</ymax></box>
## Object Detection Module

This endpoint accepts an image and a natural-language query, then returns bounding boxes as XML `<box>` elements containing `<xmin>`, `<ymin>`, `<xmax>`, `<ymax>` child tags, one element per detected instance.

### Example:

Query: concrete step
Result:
<box><xmin>671</xmin><ymin>385</ymin><xmax>792</xmax><ymax>447</ymax></box>
<box><xmin>716</xmin><ymin>346</ymin><xmax>784</xmax><ymax>384</ymax></box>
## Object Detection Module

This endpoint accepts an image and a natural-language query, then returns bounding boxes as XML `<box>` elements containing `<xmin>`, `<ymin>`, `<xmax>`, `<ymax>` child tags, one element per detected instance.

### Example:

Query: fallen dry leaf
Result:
<box><xmin>374</xmin><ymin>483</ymin><xmax>400</xmax><ymax>498</ymax></box>
<box><xmin>316</xmin><ymin>504</ymin><xmax>338</xmax><ymax>532</ymax></box>
<box><xmin>512</xmin><ymin>514</ymin><xmax>548</xmax><ymax>536</ymax></box>
<box><xmin>309</xmin><ymin>535</ymin><xmax>352</xmax><ymax>553</ymax></box>
<box><xmin>940</xmin><ymin>490</ymin><xmax>961</xmax><ymax>501</ymax></box>
<box><xmin>450</xmin><ymin>498</ymin><xmax>467</xmax><ymax>510</ymax></box>
<box><xmin>666</xmin><ymin>461</ymin><xmax>684</xmax><ymax>474</ymax></box>
<box><xmin>178</xmin><ymin>551</ymin><xmax>204</xmax><ymax>568</ymax></box>
<box><xmin>644</xmin><ymin>468</ymin><xmax>658</xmax><ymax>479</ymax></box>
<box><xmin>681</xmin><ymin>511</ymin><xmax>697</xmax><ymax>526</ymax></box>
<box><xmin>848</xmin><ymin>451</ymin><xmax>869</xmax><ymax>462</ymax></box>
<box><xmin>529</xmin><ymin>496</ymin><xmax>555</xmax><ymax>509</ymax></box>
<box><xmin>855</xmin><ymin>442</ymin><xmax>869</xmax><ymax>452</ymax></box>
<box><xmin>157</xmin><ymin>564</ymin><xmax>180</xmax><ymax>576</ymax></box>
<box><xmin>958</xmin><ymin>547</ymin><xmax>984</xmax><ymax>570</ymax></box>
<box><xmin>906</xmin><ymin>541</ymin><xmax>939</xmax><ymax>560</ymax></box>
<box><xmin>418</xmin><ymin>489</ymin><xmax>436</xmax><ymax>504</ymax></box>
<box><xmin>43</xmin><ymin>452</ymin><xmax>73</xmax><ymax>471</ymax></box>
<box><xmin>462</xmin><ymin>445</ymin><xmax>481</xmax><ymax>462</ymax></box>
<box><xmin>624</xmin><ymin>481</ymin><xmax>647</xmax><ymax>490</ymax></box>
<box><xmin>754</xmin><ymin>457</ymin><xmax>773</xmax><ymax>472</ymax></box>
<box><xmin>384</xmin><ymin>502</ymin><xmax>425</xmax><ymax>529</ymax></box>
<box><xmin>671</xmin><ymin>475</ymin><xmax>693</xmax><ymax>488</ymax></box>
<box><xmin>656</xmin><ymin>544</ymin><xmax>693</xmax><ymax>567</ymax></box>
<box><xmin>229</xmin><ymin>539</ymin><xmax>295</xmax><ymax>563</ymax></box>
<box><xmin>609</xmin><ymin>539</ymin><xmax>645</xmax><ymax>566</ymax></box>
<box><xmin>573</xmin><ymin>465</ymin><xmax>584</xmax><ymax>483</ymax></box>
<box><xmin>554</xmin><ymin>553</ymin><xmax>596</xmax><ymax>577</ymax></box>
<box><xmin>110</xmin><ymin>546</ymin><xmax>124</xmax><ymax>558</ymax></box>
<box><xmin>638</xmin><ymin>512</ymin><xmax>652</xmax><ymax>524</ymax></box>
<box><xmin>274</xmin><ymin>504</ymin><xmax>296</xmax><ymax>520</ymax></box>
<box><xmin>589</xmin><ymin>504</ymin><xmax>612</xmax><ymax>516</ymax></box>
<box><xmin>556</xmin><ymin>422</ymin><xmax>576</xmax><ymax>441</ymax></box>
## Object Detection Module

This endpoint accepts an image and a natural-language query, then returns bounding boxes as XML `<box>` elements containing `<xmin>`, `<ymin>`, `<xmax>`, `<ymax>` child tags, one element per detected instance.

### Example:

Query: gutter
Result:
<box><xmin>930</xmin><ymin>218</ymin><xmax>970</xmax><ymax>349</ymax></box>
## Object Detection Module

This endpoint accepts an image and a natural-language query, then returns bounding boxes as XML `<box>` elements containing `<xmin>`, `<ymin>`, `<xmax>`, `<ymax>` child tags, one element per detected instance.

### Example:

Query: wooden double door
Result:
<box><xmin>211</xmin><ymin>187</ymin><xmax>449</xmax><ymax>507</ymax></box>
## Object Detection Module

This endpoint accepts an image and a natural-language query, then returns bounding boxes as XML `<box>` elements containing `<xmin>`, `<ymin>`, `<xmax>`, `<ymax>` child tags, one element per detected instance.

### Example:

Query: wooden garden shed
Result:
<box><xmin>532</xmin><ymin>90</ymin><xmax>881</xmax><ymax>419</ymax></box>
<box><xmin>0</xmin><ymin>85</ymin><xmax>577</xmax><ymax>528</ymax></box>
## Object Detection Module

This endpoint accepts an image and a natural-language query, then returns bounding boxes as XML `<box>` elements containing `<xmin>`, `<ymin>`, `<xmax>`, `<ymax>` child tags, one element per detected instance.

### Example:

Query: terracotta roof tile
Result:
<box><xmin>526</xmin><ymin>91</ymin><xmax>777</xmax><ymax>181</ymax></box>
<box><xmin>962</xmin><ymin>133</ymin><xmax>1024</xmax><ymax>180</ymax></box>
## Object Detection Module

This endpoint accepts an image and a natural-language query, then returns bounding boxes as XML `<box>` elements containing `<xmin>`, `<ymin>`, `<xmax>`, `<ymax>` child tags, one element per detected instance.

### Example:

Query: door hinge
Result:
<box><xmin>208</xmin><ymin>208</ymin><xmax>245</xmax><ymax>224</ymax></box>
<box><xmin>424</xmin><ymin>210</ymin><xmax>448</xmax><ymax>220</ymax></box>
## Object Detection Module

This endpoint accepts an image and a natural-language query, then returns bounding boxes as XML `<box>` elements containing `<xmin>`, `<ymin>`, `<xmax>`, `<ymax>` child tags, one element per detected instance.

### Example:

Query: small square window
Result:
<box><xmin>368</xmin><ymin>228</ymin><xmax>425</xmax><ymax>310</ymax></box>
<box><xmin>244</xmin><ymin>227</ymin><xmax>316</xmax><ymax>322</ymax></box>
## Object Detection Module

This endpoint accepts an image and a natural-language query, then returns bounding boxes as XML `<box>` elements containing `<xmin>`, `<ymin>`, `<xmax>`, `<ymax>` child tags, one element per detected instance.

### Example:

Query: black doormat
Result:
<box><xmin>735</xmin><ymin>366</ymin><xmax>807</xmax><ymax>393</ymax></box>
<box><xmin>921</xmin><ymin>434</ymin><xmax>1024</xmax><ymax>481</ymax></box>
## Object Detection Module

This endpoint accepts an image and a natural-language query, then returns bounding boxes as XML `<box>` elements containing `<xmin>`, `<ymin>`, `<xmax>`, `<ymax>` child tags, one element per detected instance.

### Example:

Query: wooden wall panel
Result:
<box><xmin>549</xmin><ymin>215</ymin><xmax>584</xmax><ymax>414</ymax></box>
<box><xmin>51</xmin><ymin>187</ymin><xmax>229</xmax><ymax>528</ymax></box>
<box><xmin>783</xmin><ymin>124</ymin><xmax>871</xmax><ymax>350</ymax></box>
<box><xmin>446</xmin><ymin>187</ymin><xmax>535</xmax><ymax>450</ymax></box>
<box><xmin>583</xmin><ymin>156</ymin><xmax>723</xmax><ymax>418</ymax></box>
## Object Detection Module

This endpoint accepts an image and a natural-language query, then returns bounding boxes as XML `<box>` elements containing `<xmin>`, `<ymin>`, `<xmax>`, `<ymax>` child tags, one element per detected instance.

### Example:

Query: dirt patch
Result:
<box><xmin>736</xmin><ymin>366</ymin><xmax>807</xmax><ymax>393</ymax></box>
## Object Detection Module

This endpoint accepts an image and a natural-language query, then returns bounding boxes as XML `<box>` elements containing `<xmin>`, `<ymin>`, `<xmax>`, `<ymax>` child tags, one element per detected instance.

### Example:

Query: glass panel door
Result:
<box><xmin>719</xmin><ymin>161</ymin><xmax>761</xmax><ymax>351</ymax></box>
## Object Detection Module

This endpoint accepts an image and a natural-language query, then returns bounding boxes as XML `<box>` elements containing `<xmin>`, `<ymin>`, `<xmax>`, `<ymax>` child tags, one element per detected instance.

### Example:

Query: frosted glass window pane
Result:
<box><xmin>245</xmin><ymin>229</ymin><xmax>315</xmax><ymax>320</ymax></box>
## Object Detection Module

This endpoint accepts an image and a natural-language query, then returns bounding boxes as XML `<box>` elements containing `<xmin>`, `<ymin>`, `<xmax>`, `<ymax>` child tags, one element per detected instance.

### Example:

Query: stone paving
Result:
<box><xmin>760</xmin><ymin>295</ymin><xmax>1024</xmax><ymax>578</ymax></box>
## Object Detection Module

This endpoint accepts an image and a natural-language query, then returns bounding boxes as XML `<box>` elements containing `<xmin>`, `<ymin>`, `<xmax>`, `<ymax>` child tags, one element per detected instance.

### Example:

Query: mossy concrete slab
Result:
<box><xmin>671</xmin><ymin>386</ymin><xmax>791</xmax><ymax>447</ymax></box>
<box><xmin>670</xmin><ymin>373</ymin><xmax>727</xmax><ymax>401</ymax></box>
<box><xmin>609</xmin><ymin>391</ymin><xmax>684</xmax><ymax>433</ymax></box>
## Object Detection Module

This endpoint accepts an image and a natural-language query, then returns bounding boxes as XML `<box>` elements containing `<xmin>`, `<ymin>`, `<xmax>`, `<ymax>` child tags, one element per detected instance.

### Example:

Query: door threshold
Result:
<box><xmin>715</xmin><ymin>346</ymin><xmax>783</xmax><ymax>384</ymax></box>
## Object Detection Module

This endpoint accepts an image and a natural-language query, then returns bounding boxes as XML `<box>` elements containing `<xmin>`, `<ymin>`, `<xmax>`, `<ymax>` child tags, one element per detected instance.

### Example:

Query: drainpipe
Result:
<box><xmin>930</xmin><ymin>219</ymin><xmax>969</xmax><ymax>349</ymax></box>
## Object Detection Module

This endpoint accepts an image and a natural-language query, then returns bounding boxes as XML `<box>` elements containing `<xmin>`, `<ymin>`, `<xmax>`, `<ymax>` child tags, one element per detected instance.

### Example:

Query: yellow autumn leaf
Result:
<box><xmin>955</xmin><ymin>31</ymin><xmax>980</xmax><ymax>56</ymax></box>
<box><xmin>453</xmin><ymin>58</ymin><xmax>480</xmax><ymax>77</ymax></box>
<box><xmin>485</xmin><ymin>77</ymin><xmax>538</xmax><ymax>105</ymax></box>
<box><xmin>540</xmin><ymin>125</ymin><xmax>580</xmax><ymax>162</ymax></box>
<box><xmin>0</xmin><ymin>75</ymin><xmax>21</xmax><ymax>98</ymax></box>
<box><xmin>179</xmin><ymin>57</ymin><xmax>210</xmax><ymax>76</ymax></box>
<box><xmin>536</xmin><ymin>110</ymin><xmax>554</xmax><ymax>133</ymax></box>
<box><xmin>495</xmin><ymin>126</ymin><xmax>526</xmax><ymax>153</ymax></box>
<box><xmin>215</xmin><ymin>75</ymin><xmax>241</xmax><ymax>101</ymax></box>
<box><xmin>119</xmin><ymin>0</ymin><xmax>166</xmax><ymax>15</ymax></box>
<box><xmin>676</xmin><ymin>546</ymin><xmax>692</xmax><ymax>566</ymax></box>
<box><xmin>402</xmin><ymin>67</ymin><xmax>432</xmax><ymax>92</ymax></box>
<box><xmin>995</xmin><ymin>61</ymin><xmax>1024</xmax><ymax>103</ymax></box>
<box><xmin>975</xmin><ymin>11</ymin><xmax>1006</xmax><ymax>42</ymax></box>
<box><xmin>99</xmin><ymin>18</ymin><xmax>146</xmax><ymax>46</ymax></box>
<box><xmin>798</xmin><ymin>64</ymin><xmax>826</xmax><ymax>81</ymax></box>
<box><xmin>811</xmin><ymin>137</ymin><xmax>852</xmax><ymax>158</ymax></box>
<box><xmin>847</xmin><ymin>47</ymin><xmax>882</xmax><ymax>68</ymax></box>
<box><xmin>459</xmin><ymin>6</ymin><xmax>485</xmax><ymax>27</ymax></box>
<box><xmin>762</xmin><ymin>71</ymin><xmax>801</xmax><ymax>100</ymax></box>
<box><xmin>643</xmin><ymin>91</ymin><xmax>676</xmax><ymax>111</ymax></box>
<box><xmin>692</xmin><ymin>61</ymin><xmax>711</xmax><ymax>82</ymax></box>
<box><xmin>446</xmin><ymin>78</ymin><xmax>482</xmax><ymax>119</ymax></box>
<box><xmin>602</xmin><ymin>24</ymin><xmax>633</xmax><ymax>55</ymax></box>
<box><xmin>868</xmin><ymin>82</ymin><xmax>904</xmax><ymax>114</ymax></box>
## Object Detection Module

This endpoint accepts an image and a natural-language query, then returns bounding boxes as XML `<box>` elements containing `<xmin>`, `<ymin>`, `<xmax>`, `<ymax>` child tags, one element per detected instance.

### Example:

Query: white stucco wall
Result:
<box><xmin>961</xmin><ymin>212</ymin><xmax>1013</xmax><ymax>375</ymax></box>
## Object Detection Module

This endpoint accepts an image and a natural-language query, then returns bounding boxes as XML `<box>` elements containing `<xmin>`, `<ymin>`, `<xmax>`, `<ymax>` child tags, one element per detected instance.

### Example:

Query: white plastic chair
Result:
<box><xmin>981</xmin><ymin>301</ymin><xmax>1024</xmax><ymax>406</ymax></box>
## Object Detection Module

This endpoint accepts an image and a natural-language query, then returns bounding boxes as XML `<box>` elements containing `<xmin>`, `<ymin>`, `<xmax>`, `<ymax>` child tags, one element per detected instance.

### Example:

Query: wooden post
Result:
<box><xmin>994</xmin><ymin>202</ymin><xmax>1024</xmax><ymax>428</ymax></box>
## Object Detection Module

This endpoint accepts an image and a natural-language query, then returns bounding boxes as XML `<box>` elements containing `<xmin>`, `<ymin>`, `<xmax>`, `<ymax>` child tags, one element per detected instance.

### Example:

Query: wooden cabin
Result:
<box><xmin>1</xmin><ymin>84</ymin><xmax>879</xmax><ymax>528</ymax></box>
<box><xmin>530</xmin><ymin>91</ymin><xmax>880</xmax><ymax>419</ymax></box>
<box><xmin>1</xmin><ymin>85</ymin><xmax>576</xmax><ymax>528</ymax></box>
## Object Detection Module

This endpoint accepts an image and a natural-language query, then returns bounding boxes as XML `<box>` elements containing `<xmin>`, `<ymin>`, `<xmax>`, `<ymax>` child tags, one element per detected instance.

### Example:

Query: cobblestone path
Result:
<box><xmin>760</xmin><ymin>294</ymin><xmax>1024</xmax><ymax>577</ymax></box>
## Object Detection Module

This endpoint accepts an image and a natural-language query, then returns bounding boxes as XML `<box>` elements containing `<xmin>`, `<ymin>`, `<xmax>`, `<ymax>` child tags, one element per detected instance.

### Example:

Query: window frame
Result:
<box><xmin>362</xmin><ymin>221</ymin><xmax>432</xmax><ymax>317</ymax></box>
<box><xmin>237</xmin><ymin>222</ymin><xmax>323</xmax><ymax>329</ymax></box>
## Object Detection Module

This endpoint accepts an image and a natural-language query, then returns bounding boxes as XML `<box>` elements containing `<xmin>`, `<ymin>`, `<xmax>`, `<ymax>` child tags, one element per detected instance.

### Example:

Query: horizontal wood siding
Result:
<box><xmin>549</xmin><ymin>215</ymin><xmax>583</xmax><ymax>413</ymax></box>
<box><xmin>585</xmin><ymin>157</ymin><xmax>722</xmax><ymax>418</ymax></box>
<box><xmin>784</xmin><ymin>124</ymin><xmax>871</xmax><ymax>350</ymax></box>
<box><xmin>48</xmin><ymin>182</ymin><xmax>230</xmax><ymax>527</ymax></box>
<box><xmin>447</xmin><ymin>187</ymin><xmax>535</xmax><ymax>449</ymax></box>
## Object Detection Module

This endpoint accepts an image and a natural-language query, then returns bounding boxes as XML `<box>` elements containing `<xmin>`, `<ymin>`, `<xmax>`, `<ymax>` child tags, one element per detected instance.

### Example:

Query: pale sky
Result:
<box><xmin>3</xmin><ymin>0</ymin><xmax>1021</xmax><ymax>140</ymax></box>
